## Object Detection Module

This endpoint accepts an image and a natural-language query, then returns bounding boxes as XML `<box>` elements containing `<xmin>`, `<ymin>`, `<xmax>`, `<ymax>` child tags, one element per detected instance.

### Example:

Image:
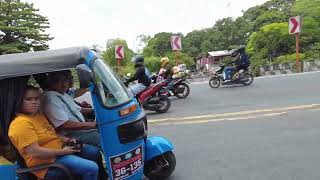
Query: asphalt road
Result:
<box><xmin>147</xmin><ymin>72</ymin><xmax>320</xmax><ymax>120</ymax></box>
<box><xmin>146</xmin><ymin>72</ymin><xmax>320</xmax><ymax>180</ymax></box>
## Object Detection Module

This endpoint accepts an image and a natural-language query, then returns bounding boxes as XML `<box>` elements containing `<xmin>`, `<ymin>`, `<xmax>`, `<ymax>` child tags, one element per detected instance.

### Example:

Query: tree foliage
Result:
<box><xmin>101</xmin><ymin>0</ymin><xmax>319</xmax><ymax>76</ymax></box>
<box><xmin>0</xmin><ymin>0</ymin><xmax>52</xmax><ymax>54</ymax></box>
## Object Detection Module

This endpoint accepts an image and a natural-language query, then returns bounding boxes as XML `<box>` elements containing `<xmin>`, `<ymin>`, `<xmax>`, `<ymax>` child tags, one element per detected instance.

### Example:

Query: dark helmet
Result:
<box><xmin>237</xmin><ymin>45</ymin><xmax>246</xmax><ymax>53</ymax></box>
<box><xmin>131</xmin><ymin>55</ymin><xmax>144</xmax><ymax>66</ymax></box>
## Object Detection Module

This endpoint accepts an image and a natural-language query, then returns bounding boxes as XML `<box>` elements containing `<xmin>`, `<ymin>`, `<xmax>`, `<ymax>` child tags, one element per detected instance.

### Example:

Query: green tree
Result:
<box><xmin>243</xmin><ymin>0</ymin><xmax>295</xmax><ymax>31</ymax></box>
<box><xmin>243</xmin><ymin>0</ymin><xmax>294</xmax><ymax>21</ymax></box>
<box><xmin>183</xmin><ymin>30</ymin><xmax>206</xmax><ymax>58</ymax></box>
<box><xmin>292</xmin><ymin>0</ymin><xmax>320</xmax><ymax>51</ymax></box>
<box><xmin>136</xmin><ymin>34</ymin><xmax>151</xmax><ymax>53</ymax></box>
<box><xmin>141</xmin><ymin>0</ymin><xmax>320</xmax><ymax>77</ymax></box>
<box><xmin>143</xmin><ymin>32</ymin><xmax>184</xmax><ymax>57</ymax></box>
<box><xmin>253</xmin><ymin>11</ymin><xmax>287</xmax><ymax>31</ymax></box>
<box><xmin>248</xmin><ymin>22</ymin><xmax>294</xmax><ymax>60</ymax></box>
<box><xmin>144</xmin><ymin>56</ymin><xmax>161</xmax><ymax>73</ymax></box>
<box><xmin>0</xmin><ymin>0</ymin><xmax>52</xmax><ymax>54</ymax></box>
<box><xmin>183</xmin><ymin>17</ymin><xmax>251</xmax><ymax>59</ymax></box>
<box><xmin>243</xmin><ymin>5</ymin><xmax>268</xmax><ymax>22</ymax></box>
<box><xmin>263</xmin><ymin>0</ymin><xmax>295</xmax><ymax>15</ymax></box>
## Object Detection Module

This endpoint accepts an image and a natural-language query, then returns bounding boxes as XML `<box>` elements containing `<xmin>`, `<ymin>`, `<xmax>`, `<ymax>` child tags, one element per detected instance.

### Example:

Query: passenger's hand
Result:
<box><xmin>66</xmin><ymin>138</ymin><xmax>76</xmax><ymax>144</ymax></box>
<box><xmin>59</xmin><ymin>136</ymin><xmax>76</xmax><ymax>144</ymax></box>
<box><xmin>80</xmin><ymin>101</ymin><xmax>92</xmax><ymax>108</ymax></box>
<box><xmin>62</xmin><ymin>146</ymin><xmax>80</xmax><ymax>155</ymax></box>
<box><xmin>81</xmin><ymin>107</ymin><xmax>94</xmax><ymax>115</ymax></box>
<box><xmin>87</xmin><ymin>122</ymin><xmax>97</xmax><ymax>129</ymax></box>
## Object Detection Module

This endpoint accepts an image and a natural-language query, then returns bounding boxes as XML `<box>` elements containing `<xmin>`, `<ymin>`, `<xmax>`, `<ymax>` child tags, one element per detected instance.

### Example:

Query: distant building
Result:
<box><xmin>196</xmin><ymin>50</ymin><xmax>232</xmax><ymax>71</ymax></box>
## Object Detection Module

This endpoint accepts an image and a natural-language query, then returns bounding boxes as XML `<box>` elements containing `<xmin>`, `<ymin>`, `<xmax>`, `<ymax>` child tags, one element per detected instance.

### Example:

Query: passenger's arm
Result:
<box><xmin>127</xmin><ymin>68</ymin><xmax>142</xmax><ymax>83</ymax></box>
<box><xmin>127</xmin><ymin>75</ymin><xmax>137</xmax><ymax>84</ymax></box>
<box><xmin>24</xmin><ymin>142</ymin><xmax>79</xmax><ymax>159</ymax></box>
<box><xmin>57</xmin><ymin>120</ymin><xmax>96</xmax><ymax>131</ymax></box>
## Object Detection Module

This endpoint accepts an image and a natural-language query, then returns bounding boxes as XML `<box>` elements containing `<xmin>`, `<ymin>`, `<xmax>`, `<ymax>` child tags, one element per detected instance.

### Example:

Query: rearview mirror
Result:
<box><xmin>76</xmin><ymin>64</ymin><xmax>94</xmax><ymax>88</ymax></box>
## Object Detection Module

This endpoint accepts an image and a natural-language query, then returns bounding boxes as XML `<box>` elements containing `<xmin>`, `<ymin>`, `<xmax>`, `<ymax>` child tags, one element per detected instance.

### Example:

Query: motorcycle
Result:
<box><xmin>125</xmin><ymin>75</ymin><xmax>171</xmax><ymax>113</ymax></box>
<box><xmin>209</xmin><ymin>64</ymin><xmax>254</xmax><ymax>88</ymax></box>
<box><xmin>138</xmin><ymin>82</ymin><xmax>171</xmax><ymax>113</ymax></box>
<box><xmin>160</xmin><ymin>75</ymin><xmax>190</xmax><ymax>99</ymax></box>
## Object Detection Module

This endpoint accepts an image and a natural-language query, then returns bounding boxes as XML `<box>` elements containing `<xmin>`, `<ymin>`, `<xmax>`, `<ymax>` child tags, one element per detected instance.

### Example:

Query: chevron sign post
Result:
<box><xmin>171</xmin><ymin>36</ymin><xmax>182</xmax><ymax>65</ymax></box>
<box><xmin>289</xmin><ymin>16</ymin><xmax>302</xmax><ymax>72</ymax></box>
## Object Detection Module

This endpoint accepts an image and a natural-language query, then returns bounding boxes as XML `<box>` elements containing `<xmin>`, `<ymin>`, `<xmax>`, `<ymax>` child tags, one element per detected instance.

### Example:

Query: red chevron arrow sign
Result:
<box><xmin>289</xmin><ymin>16</ymin><xmax>302</xmax><ymax>34</ymax></box>
<box><xmin>289</xmin><ymin>16</ymin><xmax>302</xmax><ymax>72</ymax></box>
<box><xmin>115</xmin><ymin>45</ymin><xmax>124</xmax><ymax>59</ymax></box>
<box><xmin>171</xmin><ymin>36</ymin><xmax>182</xmax><ymax>51</ymax></box>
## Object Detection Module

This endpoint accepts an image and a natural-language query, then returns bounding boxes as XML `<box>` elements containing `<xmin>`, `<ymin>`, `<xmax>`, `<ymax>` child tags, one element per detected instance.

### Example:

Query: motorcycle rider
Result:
<box><xmin>232</xmin><ymin>46</ymin><xmax>250</xmax><ymax>80</ymax></box>
<box><xmin>126</xmin><ymin>55</ymin><xmax>152</xmax><ymax>95</ymax></box>
<box><xmin>159</xmin><ymin>57</ymin><xmax>173</xmax><ymax>80</ymax></box>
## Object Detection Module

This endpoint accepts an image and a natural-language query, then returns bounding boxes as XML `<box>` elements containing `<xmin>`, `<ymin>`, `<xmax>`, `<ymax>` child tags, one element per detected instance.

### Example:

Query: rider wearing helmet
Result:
<box><xmin>232</xmin><ymin>45</ymin><xmax>250</xmax><ymax>80</ymax></box>
<box><xmin>159</xmin><ymin>57</ymin><xmax>173</xmax><ymax>79</ymax></box>
<box><xmin>126</xmin><ymin>55</ymin><xmax>151</xmax><ymax>95</ymax></box>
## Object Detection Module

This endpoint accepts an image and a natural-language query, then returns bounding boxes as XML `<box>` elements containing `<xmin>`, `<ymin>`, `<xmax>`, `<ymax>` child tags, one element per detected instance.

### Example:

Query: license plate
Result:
<box><xmin>109</xmin><ymin>145</ymin><xmax>143</xmax><ymax>180</ymax></box>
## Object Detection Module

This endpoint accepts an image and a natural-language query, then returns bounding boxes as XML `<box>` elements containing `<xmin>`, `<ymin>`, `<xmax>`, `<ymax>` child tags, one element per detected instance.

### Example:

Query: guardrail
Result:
<box><xmin>259</xmin><ymin>59</ymin><xmax>320</xmax><ymax>76</ymax></box>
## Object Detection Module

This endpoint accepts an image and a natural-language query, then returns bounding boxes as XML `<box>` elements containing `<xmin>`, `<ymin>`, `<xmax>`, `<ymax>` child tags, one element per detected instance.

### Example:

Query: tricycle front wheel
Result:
<box><xmin>144</xmin><ymin>151</ymin><xmax>176</xmax><ymax>180</ymax></box>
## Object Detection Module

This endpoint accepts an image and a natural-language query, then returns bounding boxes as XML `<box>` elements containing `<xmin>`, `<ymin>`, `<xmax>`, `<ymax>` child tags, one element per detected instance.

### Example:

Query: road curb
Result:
<box><xmin>190</xmin><ymin>71</ymin><xmax>320</xmax><ymax>85</ymax></box>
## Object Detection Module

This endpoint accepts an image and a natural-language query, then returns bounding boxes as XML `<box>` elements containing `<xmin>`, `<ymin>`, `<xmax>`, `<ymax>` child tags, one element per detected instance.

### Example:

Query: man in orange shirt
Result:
<box><xmin>9</xmin><ymin>85</ymin><xmax>100</xmax><ymax>180</ymax></box>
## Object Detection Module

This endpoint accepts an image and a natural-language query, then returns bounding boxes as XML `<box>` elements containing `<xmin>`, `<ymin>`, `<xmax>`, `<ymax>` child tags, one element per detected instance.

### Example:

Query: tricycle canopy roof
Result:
<box><xmin>0</xmin><ymin>47</ymin><xmax>95</xmax><ymax>80</ymax></box>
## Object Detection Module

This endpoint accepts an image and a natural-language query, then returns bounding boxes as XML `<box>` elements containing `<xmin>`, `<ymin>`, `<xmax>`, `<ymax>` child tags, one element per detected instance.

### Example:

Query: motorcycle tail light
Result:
<box><xmin>119</xmin><ymin>104</ymin><xmax>137</xmax><ymax>117</ymax></box>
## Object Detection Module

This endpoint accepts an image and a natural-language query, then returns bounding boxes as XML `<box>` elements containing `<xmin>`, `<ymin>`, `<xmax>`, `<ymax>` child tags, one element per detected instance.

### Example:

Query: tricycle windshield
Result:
<box><xmin>93</xmin><ymin>59</ymin><xmax>131</xmax><ymax>107</ymax></box>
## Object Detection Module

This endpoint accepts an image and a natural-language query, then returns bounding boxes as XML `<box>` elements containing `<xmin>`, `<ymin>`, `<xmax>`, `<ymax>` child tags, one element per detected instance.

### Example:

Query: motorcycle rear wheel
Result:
<box><xmin>155</xmin><ymin>95</ymin><xmax>171</xmax><ymax>113</ymax></box>
<box><xmin>175</xmin><ymin>83</ymin><xmax>190</xmax><ymax>99</ymax></box>
<box><xmin>242</xmin><ymin>73</ymin><xmax>254</xmax><ymax>86</ymax></box>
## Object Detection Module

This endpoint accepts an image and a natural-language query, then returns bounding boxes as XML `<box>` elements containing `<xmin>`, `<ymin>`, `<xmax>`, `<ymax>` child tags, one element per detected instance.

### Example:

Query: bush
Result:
<box><xmin>274</xmin><ymin>53</ymin><xmax>307</xmax><ymax>64</ymax></box>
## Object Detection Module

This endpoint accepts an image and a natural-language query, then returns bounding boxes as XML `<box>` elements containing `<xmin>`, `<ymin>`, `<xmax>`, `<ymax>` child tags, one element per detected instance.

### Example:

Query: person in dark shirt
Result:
<box><xmin>126</xmin><ymin>55</ymin><xmax>151</xmax><ymax>95</ymax></box>
<box><xmin>232</xmin><ymin>46</ymin><xmax>250</xmax><ymax>80</ymax></box>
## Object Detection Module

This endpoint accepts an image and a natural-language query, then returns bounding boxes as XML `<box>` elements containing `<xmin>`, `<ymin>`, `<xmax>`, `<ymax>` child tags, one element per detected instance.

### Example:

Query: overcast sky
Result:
<box><xmin>26</xmin><ymin>0</ymin><xmax>268</xmax><ymax>51</ymax></box>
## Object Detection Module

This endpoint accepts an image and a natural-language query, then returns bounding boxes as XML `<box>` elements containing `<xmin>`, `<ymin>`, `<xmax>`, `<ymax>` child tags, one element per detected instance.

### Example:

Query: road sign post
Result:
<box><xmin>295</xmin><ymin>33</ymin><xmax>300</xmax><ymax>72</ymax></box>
<box><xmin>289</xmin><ymin>16</ymin><xmax>302</xmax><ymax>72</ymax></box>
<box><xmin>174</xmin><ymin>50</ymin><xmax>179</xmax><ymax>65</ymax></box>
<box><xmin>171</xmin><ymin>36</ymin><xmax>182</xmax><ymax>65</ymax></box>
